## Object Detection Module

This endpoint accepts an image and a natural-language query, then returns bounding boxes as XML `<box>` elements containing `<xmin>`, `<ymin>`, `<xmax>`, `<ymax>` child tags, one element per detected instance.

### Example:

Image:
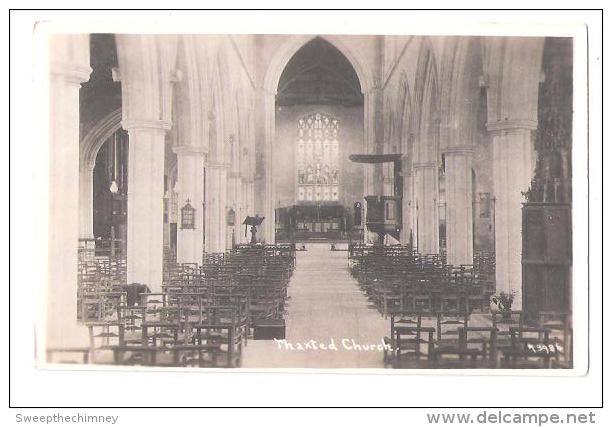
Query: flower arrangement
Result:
<box><xmin>490</xmin><ymin>290</ymin><xmax>516</xmax><ymax>313</ymax></box>
<box><xmin>498</xmin><ymin>291</ymin><xmax>515</xmax><ymax>311</ymax></box>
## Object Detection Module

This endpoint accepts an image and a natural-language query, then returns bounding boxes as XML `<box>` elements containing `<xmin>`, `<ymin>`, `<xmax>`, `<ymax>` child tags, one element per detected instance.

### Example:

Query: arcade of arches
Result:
<box><xmin>48</xmin><ymin>34</ymin><xmax>573</xmax><ymax>368</ymax></box>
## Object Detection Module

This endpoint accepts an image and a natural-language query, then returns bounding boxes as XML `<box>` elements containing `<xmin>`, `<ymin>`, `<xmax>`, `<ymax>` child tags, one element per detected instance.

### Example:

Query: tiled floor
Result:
<box><xmin>242</xmin><ymin>243</ymin><xmax>389</xmax><ymax>369</ymax></box>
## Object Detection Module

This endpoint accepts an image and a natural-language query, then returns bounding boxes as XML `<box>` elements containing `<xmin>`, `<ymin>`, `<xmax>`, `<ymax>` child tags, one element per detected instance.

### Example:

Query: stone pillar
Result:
<box><xmin>47</xmin><ymin>34</ymin><xmax>92</xmax><ymax>349</ymax></box>
<box><xmin>124</xmin><ymin>121</ymin><xmax>169</xmax><ymax>291</ymax></box>
<box><xmin>413</xmin><ymin>162</ymin><xmax>439</xmax><ymax>254</ymax></box>
<box><xmin>204</xmin><ymin>162</ymin><xmax>229</xmax><ymax>253</ymax></box>
<box><xmin>363</xmin><ymin>85</ymin><xmax>384</xmax><ymax>243</ymax></box>
<box><xmin>78</xmin><ymin>161</ymin><xmax>95</xmax><ymax>239</ymax></box>
<box><xmin>400</xmin><ymin>156</ymin><xmax>413</xmax><ymax>244</ymax></box>
<box><xmin>254</xmin><ymin>88</ymin><xmax>276</xmax><ymax>243</ymax></box>
<box><xmin>174</xmin><ymin>145</ymin><xmax>205</xmax><ymax>264</ymax></box>
<box><xmin>240</xmin><ymin>177</ymin><xmax>255</xmax><ymax>244</ymax></box>
<box><xmin>488</xmin><ymin>121</ymin><xmax>536</xmax><ymax>308</ymax></box>
<box><xmin>228</xmin><ymin>171</ymin><xmax>241</xmax><ymax>247</ymax></box>
<box><xmin>363</xmin><ymin>87</ymin><xmax>383</xmax><ymax>197</ymax></box>
<box><xmin>444</xmin><ymin>146</ymin><xmax>475</xmax><ymax>266</ymax></box>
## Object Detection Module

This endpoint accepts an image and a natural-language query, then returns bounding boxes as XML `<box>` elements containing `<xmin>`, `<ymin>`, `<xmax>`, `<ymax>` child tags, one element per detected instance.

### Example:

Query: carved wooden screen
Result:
<box><xmin>296</xmin><ymin>113</ymin><xmax>340</xmax><ymax>202</ymax></box>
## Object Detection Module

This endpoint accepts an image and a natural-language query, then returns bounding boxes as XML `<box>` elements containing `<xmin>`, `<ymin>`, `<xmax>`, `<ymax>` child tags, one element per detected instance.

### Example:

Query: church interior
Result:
<box><xmin>46</xmin><ymin>34</ymin><xmax>573</xmax><ymax>369</ymax></box>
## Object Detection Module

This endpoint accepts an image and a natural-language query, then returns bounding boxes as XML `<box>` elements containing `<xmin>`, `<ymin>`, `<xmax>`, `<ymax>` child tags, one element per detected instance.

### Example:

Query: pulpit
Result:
<box><xmin>365</xmin><ymin>195</ymin><xmax>401</xmax><ymax>244</ymax></box>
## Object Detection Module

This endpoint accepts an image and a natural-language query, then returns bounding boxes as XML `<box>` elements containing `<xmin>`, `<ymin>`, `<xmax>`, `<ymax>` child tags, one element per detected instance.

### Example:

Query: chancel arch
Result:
<box><xmin>272</xmin><ymin>37</ymin><xmax>365</xmax><ymax>242</ymax></box>
<box><xmin>258</xmin><ymin>35</ymin><xmax>373</xmax><ymax>243</ymax></box>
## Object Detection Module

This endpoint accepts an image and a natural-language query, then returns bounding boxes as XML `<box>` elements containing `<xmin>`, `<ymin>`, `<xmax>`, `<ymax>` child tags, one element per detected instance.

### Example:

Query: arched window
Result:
<box><xmin>296</xmin><ymin>113</ymin><xmax>340</xmax><ymax>202</ymax></box>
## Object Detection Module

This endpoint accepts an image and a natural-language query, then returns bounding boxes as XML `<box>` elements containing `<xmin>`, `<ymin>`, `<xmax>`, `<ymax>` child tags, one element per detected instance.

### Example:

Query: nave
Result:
<box><xmin>47</xmin><ymin>241</ymin><xmax>572</xmax><ymax>370</ymax></box>
<box><xmin>243</xmin><ymin>244</ymin><xmax>389</xmax><ymax>369</ymax></box>
<box><xmin>45</xmin><ymin>33</ymin><xmax>575</xmax><ymax>370</ymax></box>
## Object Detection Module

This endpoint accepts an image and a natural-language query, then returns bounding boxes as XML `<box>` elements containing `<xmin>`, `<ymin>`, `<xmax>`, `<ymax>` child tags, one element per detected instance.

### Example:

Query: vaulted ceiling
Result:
<box><xmin>276</xmin><ymin>37</ymin><xmax>363</xmax><ymax>107</ymax></box>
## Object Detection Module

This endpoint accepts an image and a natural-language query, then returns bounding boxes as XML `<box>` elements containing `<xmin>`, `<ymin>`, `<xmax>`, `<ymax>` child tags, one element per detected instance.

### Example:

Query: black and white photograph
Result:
<box><xmin>8</xmin><ymin>7</ymin><xmax>604</xmax><ymax>412</ymax></box>
<box><xmin>43</xmin><ymin>30</ymin><xmax>579</xmax><ymax>371</ymax></box>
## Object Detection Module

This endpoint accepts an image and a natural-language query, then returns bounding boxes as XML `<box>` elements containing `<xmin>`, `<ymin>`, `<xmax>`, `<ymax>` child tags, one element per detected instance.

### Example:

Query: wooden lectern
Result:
<box><xmin>243</xmin><ymin>215</ymin><xmax>265</xmax><ymax>244</ymax></box>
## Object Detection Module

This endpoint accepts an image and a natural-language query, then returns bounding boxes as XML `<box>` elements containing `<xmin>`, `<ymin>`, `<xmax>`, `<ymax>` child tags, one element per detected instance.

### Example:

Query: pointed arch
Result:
<box><xmin>115</xmin><ymin>34</ymin><xmax>177</xmax><ymax>128</ymax></box>
<box><xmin>206</xmin><ymin>54</ymin><xmax>226</xmax><ymax>163</ymax></box>
<box><xmin>484</xmin><ymin>37</ymin><xmax>544</xmax><ymax>127</ymax></box>
<box><xmin>80</xmin><ymin>108</ymin><xmax>123</xmax><ymax>170</ymax></box>
<box><xmin>413</xmin><ymin>42</ymin><xmax>440</xmax><ymax>163</ymax></box>
<box><xmin>172</xmin><ymin>35</ymin><xmax>205</xmax><ymax>150</ymax></box>
<box><xmin>397</xmin><ymin>71</ymin><xmax>412</xmax><ymax>157</ymax></box>
<box><xmin>439</xmin><ymin>37</ymin><xmax>485</xmax><ymax>151</ymax></box>
<box><xmin>263</xmin><ymin>35</ymin><xmax>372</xmax><ymax>94</ymax></box>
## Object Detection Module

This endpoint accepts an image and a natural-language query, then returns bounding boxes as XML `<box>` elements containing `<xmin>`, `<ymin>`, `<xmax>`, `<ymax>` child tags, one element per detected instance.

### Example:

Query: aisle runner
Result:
<box><xmin>242</xmin><ymin>243</ymin><xmax>388</xmax><ymax>368</ymax></box>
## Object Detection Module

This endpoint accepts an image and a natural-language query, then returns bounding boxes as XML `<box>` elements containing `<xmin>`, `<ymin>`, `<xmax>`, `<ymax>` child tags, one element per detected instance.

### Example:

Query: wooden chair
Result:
<box><xmin>190</xmin><ymin>305</ymin><xmax>243</xmax><ymax>368</ymax></box>
<box><xmin>412</xmin><ymin>277</ymin><xmax>433</xmax><ymax>313</ymax></box>
<box><xmin>460</xmin><ymin>326</ymin><xmax>499</xmax><ymax>368</ymax></box>
<box><xmin>501</xmin><ymin>326</ymin><xmax>556</xmax><ymax>368</ymax></box>
<box><xmin>491</xmin><ymin>310</ymin><xmax>525</xmax><ymax>355</ymax></box>
<box><xmin>86</xmin><ymin>319</ymin><xmax>124</xmax><ymax>364</ymax></box>
<box><xmin>430</xmin><ymin>311</ymin><xmax>477</xmax><ymax>367</ymax></box>
<box><xmin>384</xmin><ymin>312</ymin><xmax>435</xmax><ymax>368</ymax></box>
<box><xmin>393</xmin><ymin>325</ymin><xmax>436</xmax><ymax>368</ymax></box>
<box><xmin>538</xmin><ymin>311</ymin><xmax>572</xmax><ymax>368</ymax></box>
<box><xmin>378</xmin><ymin>277</ymin><xmax>403</xmax><ymax>318</ymax></box>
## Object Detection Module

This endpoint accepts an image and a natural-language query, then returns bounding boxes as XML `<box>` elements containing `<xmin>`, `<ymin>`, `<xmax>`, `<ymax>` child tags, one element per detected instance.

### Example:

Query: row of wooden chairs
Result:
<box><xmin>163</xmin><ymin>245</ymin><xmax>295</xmax><ymax>325</ymax></box>
<box><xmin>383</xmin><ymin>310</ymin><xmax>573</xmax><ymax>369</ymax></box>
<box><xmin>78</xmin><ymin>257</ymin><xmax>127</xmax><ymax>321</ymax></box>
<box><xmin>67</xmin><ymin>244</ymin><xmax>296</xmax><ymax>367</ymax></box>
<box><xmin>85</xmin><ymin>293</ymin><xmax>247</xmax><ymax>367</ymax></box>
<box><xmin>349</xmin><ymin>245</ymin><xmax>494</xmax><ymax>318</ymax></box>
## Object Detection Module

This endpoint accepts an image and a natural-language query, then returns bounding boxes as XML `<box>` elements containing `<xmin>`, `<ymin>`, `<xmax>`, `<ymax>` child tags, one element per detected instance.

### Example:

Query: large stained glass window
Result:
<box><xmin>296</xmin><ymin>113</ymin><xmax>340</xmax><ymax>202</ymax></box>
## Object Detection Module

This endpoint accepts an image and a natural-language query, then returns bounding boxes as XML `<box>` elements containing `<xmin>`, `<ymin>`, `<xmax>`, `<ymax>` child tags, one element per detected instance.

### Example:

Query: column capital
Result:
<box><xmin>362</xmin><ymin>85</ymin><xmax>382</xmax><ymax>96</ymax></box>
<box><xmin>50</xmin><ymin>62</ymin><xmax>92</xmax><ymax>85</ymax></box>
<box><xmin>443</xmin><ymin>145</ymin><xmax>475</xmax><ymax>156</ymax></box>
<box><xmin>413</xmin><ymin>161</ymin><xmax>437</xmax><ymax>169</ymax></box>
<box><xmin>173</xmin><ymin>145</ymin><xmax>207</xmax><ymax>156</ymax></box>
<box><xmin>205</xmin><ymin>162</ymin><xmax>231</xmax><ymax>170</ymax></box>
<box><xmin>362</xmin><ymin>76</ymin><xmax>382</xmax><ymax>95</ymax></box>
<box><xmin>122</xmin><ymin>119</ymin><xmax>172</xmax><ymax>131</ymax></box>
<box><xmin>256</xmin><ymin>86</ymin><xmax>277</xmax><ymax>98</ymax></box>
<box><xmin>486</xmin><ymin>119</ymin><xmax>537</xmax><ymax>135</ymax></box>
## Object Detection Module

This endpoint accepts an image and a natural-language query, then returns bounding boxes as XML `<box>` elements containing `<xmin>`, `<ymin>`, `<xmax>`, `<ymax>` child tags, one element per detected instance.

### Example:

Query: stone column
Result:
<box><xmin>174</xmin><ymin>145</ymin><xmax>205</xmax><ymax>264</ymax></box>
<box><xmin>204</xmin><ymin>162</ymin><xmax>229</xmax><ymax>253</ymax></box>
<box><xmin>237</xmin><ymin>178</ymin><xmax>245</xmax><ymax>245</ymax></box>
<box><xmin>254</xmin><ymin>88</ymin><xmax>276</xmax><ymax>243</ymax></box>
<box><xmin>362</xmin><ymin>85</ymin><xmax>384</xmax><ymax>243</ymax></box>
<box><xmin>124</xmin><ymin>120</ymin><xmax>169</xmax><ymax>291</ymax></box>
<box><xmin>78</xmin><ymin>161</ymin><xmax>95</xmax><ymax>239</ymax></box>
<box><xmin>413</xmin><ymin>162</ymin><xmax>439</xmax><ymax>254</ymax></box>
<box><xmin>240</xmin><ymin>177</ymin><xmax>255</xmax><ymax>244</ymax></box>
<box><xmin>400</xmin><ymin>156</ymin><xmax>413</xmax><ymax>244</ymax></box>
<box><xmin>488</xmin><ymin>121</ymin><xmax>536</xmax><ymax>308</ymax></box>
<box><xmin>444</xmin><ymin>146</ymin><xmax>475</xmax><ymax>266</ymax></box>
<box><xmin>363</xmin><ymin>86</ymin><xmax>383</xmax><ymax>197</ymax></box>
<box><xmin>228</xmin><ymin>171</ymin><xmax>241</xmax><ymax>247</ymax></box>
<box><xmin>47</xmin><ymin>34</ymin><xmax>92</xmax><ymax>349</ymax></box>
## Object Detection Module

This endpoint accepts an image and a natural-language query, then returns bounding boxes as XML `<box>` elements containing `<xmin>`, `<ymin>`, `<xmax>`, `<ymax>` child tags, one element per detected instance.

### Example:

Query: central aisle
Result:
<box><xmin>242</xmin><ymin>243</ymin><xmax>389</xmax><ymax>369</ymax></box>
